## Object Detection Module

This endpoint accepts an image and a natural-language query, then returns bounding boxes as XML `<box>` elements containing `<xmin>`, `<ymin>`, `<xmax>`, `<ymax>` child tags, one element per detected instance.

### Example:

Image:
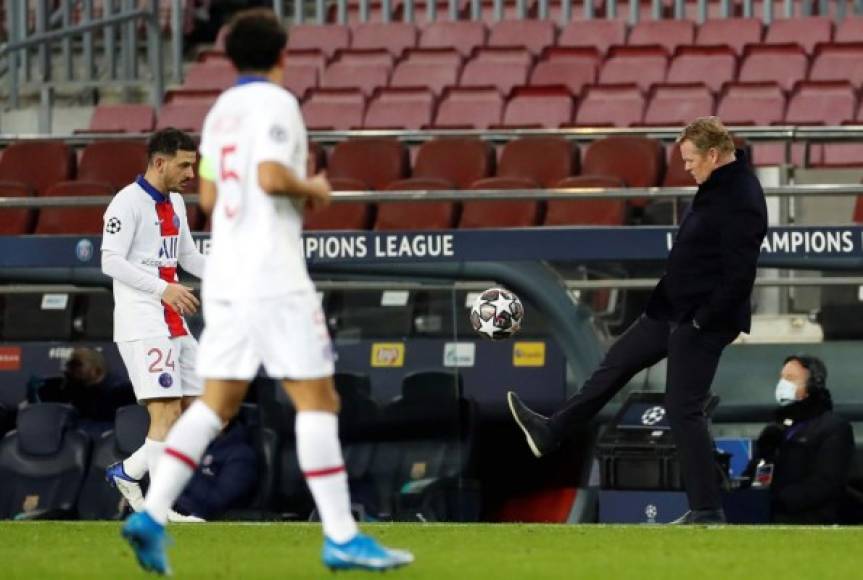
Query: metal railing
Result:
<box><xmin>0</xmin><ymin>0</ymin><xmax>165</xmax><ymax>131</ymax></box>
<box><xmin>305</xmin><ymin>0</ymin><xmax>863</xmax><ymax>25</ymax></box>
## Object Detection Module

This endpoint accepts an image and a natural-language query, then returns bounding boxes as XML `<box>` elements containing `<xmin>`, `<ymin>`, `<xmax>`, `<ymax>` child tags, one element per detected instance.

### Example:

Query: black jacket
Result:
<box><xmin>746</xmin><ymin>397</ymin><xmax>855</xmax><ymax>524</ymax></box>
<box><xmin>646</xmin><ymin>150</ymin><xmax>768</xmax><ymax>332</ymax></box>
<box><xmin>174</xmin><ymin>421</ymin><xmax>258</xmax><ymax>520</ymax></box>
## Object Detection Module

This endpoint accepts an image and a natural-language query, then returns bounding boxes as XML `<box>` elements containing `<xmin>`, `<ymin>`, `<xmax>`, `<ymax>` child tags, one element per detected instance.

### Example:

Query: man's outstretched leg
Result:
<box><xmin>508</xmin><ymin>315</ymin><xmax>669</xmax><ymax>457</ymax></box>
<box><xmin>122</xmin><ymin>380</ymin><xmax>246</xmax><ymax>575</ymax></box>
<box><xmin>283</xmin><ymin>377</ymin><xmax>414</xmax><ymax>571</ymax></box>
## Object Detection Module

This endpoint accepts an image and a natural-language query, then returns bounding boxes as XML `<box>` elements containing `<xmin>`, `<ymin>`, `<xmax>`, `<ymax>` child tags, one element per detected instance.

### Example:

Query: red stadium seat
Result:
<box><xmin>419</xmin><ymin>20</ymin><xmax>487</xmax><ymax>58</ymax></box>
<box><xmin>302</xmin><ymin>88</ymin><xmax>366</xmax><ymax>130</ymax></box>
<box><xmin>558</xmin><ymin>20</ymin><xmax>627</xmax><ymax>56</ymax></box>
<box><xmin>574</xmin><ymin>84</ymin><xmax>644</xmax><ymax>127</ymax></box>
<box><xmin>764</xmin><ymin>16</ymin><xmax>833</xmax><ymax>54</ymax></box>
<box><xmin>460</xmin><ymin>47</ymin><xmax>533</xmax><ymax>95</ymax></box>
<box><xmin>501</xmin><ymin>85</ymin><xmax>575</xmax><ymax>129</ymax></box>
<box><xmin>351</xmin><ymin>22</ymin><xmax>418</xmax><ymax>57</ymax></box>
<box><xmin>328</xmin><ymin>139</ymin><xmax>410</xmax><ymax>190</ymax></box>
<box><xmin>35</xmin><ymin>181</ymin><xmax>113</xmax><ymax>235</ymax></box>
<box><xmin>284</xmin><ymin>49</ymin><xmax>328</xmax><ymax>75</ymax></box>
<box><xmin>0</xmin><ymin>141</ymin><xmax>73</xmax><ymax>197</ymax></box>
<box><xmin>434</xmin><ymin>86</ymin><xmax>503</xmax><ymax>129</ymax></box>
<box><xmin>164</xmin><ymin>88</ymin><xmax>219</xmax><ymax>104</ymax></box>
<box><xmin>304</xmin><ymin>201</ymin><xmax>374</xmax><ymax>231</ymax></box>
<box><xmin>78</xmin><ymin>141</ymin><xmax>148</xmax><ymax>190</ymax></box>
<box><xmin>738</xmin><ymin>44</ymin><xmax>808</xmax><ymax>92</ymax></box>
<box><xmin>667</xmin><ymin>45</ymin><xmax>737</xmax><ymax>94</ymax></box>
<box><xmin>283</xmin><ymin>63</ymin><xmax>318</xmax><ymax>99</ymax></box>
<box><xmin>696</xmin><ymin>18</ymin><xmax>763</xmax><ymax>56</ymax></box>
<box><xmin>785</xmin><ymin>81</ymin><xmax>856</xmax><ymax>125</ymax></box>
<box><xmin>397</xmin><ymin>138</ymin><xmax>494</xmax><ymax>188</ymax></box>
<box><xmin>155</xmin><ymin>101</ymin><xmax>212</xmax><ymax>132</ymax></box>
<box><xmin>181</xmin><ymin>61</ymin><xmax>236</xmax><ymax>92</ymax></box>
<box><xmin>0</xmin><ymin>183</ymin><xmax>35</xmax><ymax>234</ymax></box>
<box><xmin>87</xmin><ymin>104</ymin><xmax>155</xmax><ymax>133</ymax></box>
<box><xmin>598</xmin><ymin>46</ymin><xmax>668</xmax><ymax>93</ymax></box>
<box><xmin>809</xmin><ymin>43</ymin><xmax>863</xmax><ymax>89</ymax></box>
<box><xmin>545</xmin><ymin>175</ymin><xmax>627</xmax><ymax>226</ymax></box>
<box><xmin>488</xmin><ymin>20</ymin><xmax>556</xmax><ymax>56</ymax></box>
<box><xmin>389</xmin><ymin>48</ymin><xmax>463</xmax><ymax>96</ymax></box>
<box><xmin>287</xmin><ymin>24</ymin><xmax>350</xmax><ymax>59</ymax></box>
<box><xmin>717</xmin><ymin>82</ymin><xmax>786</xmax><ymax>125</ymax></box>
<box><xmin>628</xmin><ymin>19</ymin><xmax>695</xmax><ymax>55</ymax></box>
<box><xmin>321</xmin><ymin>49</ymin><xmax>393</xmax><ymax>96</ymax></box>
<box><xmin>835</xmin><ymin>16</ymin><xmax>863</xmax><ymax>43</ymax></box>
<box><xmin>582</xmin><ymin>137</ymin><xmax>665</xmax><ymax>189</ymax></box>
<box><xmin>460</xmin><ymin>177</ymin><xmax>542</xmax><ymax>229</ymax></box>
<box><xmin>529</xmin><ymin>47</ymin><xmax>599</xmax><ymax>96</ymax></box>
<box><xmin>643</xmin><ymin>83</ymin><xmax>715</xmax><ymax>126</ymax></box>
<box><xmin>364</xmin><ymin>88</ymin><xmax>435</xmax><ymax>129</ymax></box>
<box><xmin>376</xmin><ymin>178</ymin><xmax>459</xmax><ymax>230</ymax></box>
<box><xmin>496</xmin><ymin>137</ymin><xmax>579</xmax><ymax>187</ymax></box>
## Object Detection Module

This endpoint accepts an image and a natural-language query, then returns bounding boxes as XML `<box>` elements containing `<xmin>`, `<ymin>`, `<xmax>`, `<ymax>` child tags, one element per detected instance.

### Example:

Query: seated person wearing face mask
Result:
<box><xmin>743</xmin><ymin>354</ymin><xmax>855</xmax><ymax>524</ymax></box>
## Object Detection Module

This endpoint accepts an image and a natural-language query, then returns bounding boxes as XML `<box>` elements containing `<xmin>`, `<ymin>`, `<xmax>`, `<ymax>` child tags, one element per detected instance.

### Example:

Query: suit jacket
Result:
<box><xmin>646</xmin><ymin>149</ymin><xmax>768</xmax><ymax>332</ymax></box>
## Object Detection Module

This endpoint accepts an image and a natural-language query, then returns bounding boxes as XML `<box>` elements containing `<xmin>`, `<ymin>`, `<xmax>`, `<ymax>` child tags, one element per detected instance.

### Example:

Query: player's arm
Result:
<box><xmin>258</xmin><ymin>161</ymin><xmax>331</xmax><ymax>209</ymax></box>
<box><xmin>174</xmin><ymin>195</ymin><xmax>206</xmax><ymax>279</ymax></box>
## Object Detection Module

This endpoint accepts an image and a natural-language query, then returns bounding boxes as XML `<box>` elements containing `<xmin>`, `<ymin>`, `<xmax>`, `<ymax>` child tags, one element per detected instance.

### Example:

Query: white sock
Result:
<box><xmin>144</xmin><ymin>438</ymin><xmax>166</xmax><ymax>479</ymax></box>
<box><xmin>143</xmin><ymin>401</ymin><xmax>222</xmax><ymax>525</ymax></box>
<box><xmin>122</xmin><ymin>443</ymin><xmax>149</xmax><ymax>480</ymax></box>
<box><xmin>296</xmin><ymin>411</ymin><xmax>358</xmax><ymax>544</ymax></box>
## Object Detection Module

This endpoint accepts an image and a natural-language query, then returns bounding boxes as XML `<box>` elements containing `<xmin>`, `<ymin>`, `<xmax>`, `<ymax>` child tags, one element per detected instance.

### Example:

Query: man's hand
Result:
<box><xmin>162</xmin><ymin>283</ymin><xmax>200</xmax><ymax>315</ymax></box>
<box><xmin>305</xmin><ymin>172</ymin><xmax>332</xmax><ymax>211</ymax></box>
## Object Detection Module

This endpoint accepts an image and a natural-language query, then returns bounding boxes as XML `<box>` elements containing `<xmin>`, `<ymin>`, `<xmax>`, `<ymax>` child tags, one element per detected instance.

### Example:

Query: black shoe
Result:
<box><xmin>507</xmin><ymin>391</ymin><xmax>558</xmax><ymax>458</ymax></box>
<box><xmin>669</xmin><ymin>509</ymin><xmax>727</xmax><ymax>525</ymax></box>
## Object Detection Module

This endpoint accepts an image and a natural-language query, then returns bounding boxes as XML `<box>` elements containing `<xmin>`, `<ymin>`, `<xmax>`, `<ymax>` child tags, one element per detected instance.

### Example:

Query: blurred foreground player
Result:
<box><xmin>509</xmin><ymin>117</ymin><xmax>768</xmax><ymax>524</ymax></box>
<box><xmin>102</xmin><ymin>128</ymin><xmax>205</xmax><ymax>523</ymax></box>
<box><xmin>122</xmin><ymin>9</ymin><xmax>413</xmax><ymax>574</ymax></box>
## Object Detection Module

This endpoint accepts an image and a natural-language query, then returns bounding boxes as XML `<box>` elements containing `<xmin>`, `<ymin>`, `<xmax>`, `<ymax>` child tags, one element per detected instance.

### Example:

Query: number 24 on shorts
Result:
<box><xmin>147</xmin><ymin>347</ymin><xmax>175</xmax><ymax>373</ymax></box>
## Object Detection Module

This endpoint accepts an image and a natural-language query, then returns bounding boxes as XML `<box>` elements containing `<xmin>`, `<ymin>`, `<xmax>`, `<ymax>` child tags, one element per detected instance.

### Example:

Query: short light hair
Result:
<box><xmin>677</xmin><ymin>116</ymin><xmax>735</xmax><ymax>156</ymax></box>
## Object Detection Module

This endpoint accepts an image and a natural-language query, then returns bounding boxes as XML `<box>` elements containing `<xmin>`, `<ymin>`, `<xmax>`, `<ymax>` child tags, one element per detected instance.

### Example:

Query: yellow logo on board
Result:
<box><xmin>513</xmin><ymin>342</ymin><xmax>546</xmax><ymax>367</ymax></box>
<box><xmin>371</xmin><ymin>343</ymin><xmax>405</xmax><ymax>367</ymax></box>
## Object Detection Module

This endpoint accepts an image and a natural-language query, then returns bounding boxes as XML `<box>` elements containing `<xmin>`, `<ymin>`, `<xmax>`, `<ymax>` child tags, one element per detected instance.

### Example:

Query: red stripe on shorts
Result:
<box><xmin>304</xmin><ymin>465</ymin><xmax>346</xmax><ymax>479</ymax></box>
<box><xmin>165</xmin><ymin>447</ymin><xmax>198</xmax><ymax>471</ymax></box>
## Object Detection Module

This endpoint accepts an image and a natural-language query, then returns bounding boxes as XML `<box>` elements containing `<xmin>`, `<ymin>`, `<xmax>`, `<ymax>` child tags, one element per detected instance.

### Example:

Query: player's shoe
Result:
<box><xmin>322</xmin><ymin>533</ymin><xmax>414</xmax><ymax>571</ymax></box>
<box><xmin>167</xmin><ymin>510</ymin><xmax>206</xmax><ymax>523</ymax></box>
<box><xmin>105</xmin><ymin>462</ymin><xmax>144</xmax><ymax>512</ymax></box>
<box><xmin>122</xmin><ymin>511</ymin><xmax>173</xmax><ymax>576</ymax></box>
<box><xmin>507</xmin><ymin>391</ymin><xmax>558</xmax><ymax>458</ymax></box>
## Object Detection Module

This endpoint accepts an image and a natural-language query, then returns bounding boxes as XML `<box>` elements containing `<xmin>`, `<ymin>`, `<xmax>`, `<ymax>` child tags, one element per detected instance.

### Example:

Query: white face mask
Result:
<box><xmin>775</xmin><ymin>378</ymin><xmax>800</xmax><ymax>406</ymax></box>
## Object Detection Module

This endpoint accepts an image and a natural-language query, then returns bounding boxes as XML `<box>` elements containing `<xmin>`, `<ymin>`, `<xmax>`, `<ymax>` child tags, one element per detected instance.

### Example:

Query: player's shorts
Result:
<box><xmin>196</xmin><ymin>291</ymin><xmax>335</xmax><ymax>381</ymax></box>
<box><xmin>117</xmin><ymin>335</ymin><xmax>203</xmax><ymax>401</ymax></box>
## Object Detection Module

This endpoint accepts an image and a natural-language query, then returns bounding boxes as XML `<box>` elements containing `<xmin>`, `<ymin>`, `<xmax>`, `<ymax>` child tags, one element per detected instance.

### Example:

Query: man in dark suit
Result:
<box><xmin>508</xmin><ymin>116</ymin><xmax>768</xmax><ymax>524</ymax></box>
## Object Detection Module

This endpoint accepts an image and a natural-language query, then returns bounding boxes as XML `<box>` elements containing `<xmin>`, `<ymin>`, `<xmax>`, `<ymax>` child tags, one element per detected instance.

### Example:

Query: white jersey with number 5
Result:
<box><xmin>199</xmin><ymin>79</ymin><xmax>311</xmax><ymax>299</ymax></box>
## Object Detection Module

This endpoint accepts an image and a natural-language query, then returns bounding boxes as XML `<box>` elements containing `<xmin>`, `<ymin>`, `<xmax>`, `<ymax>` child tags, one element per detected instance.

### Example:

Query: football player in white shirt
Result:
<box><xmin>102</xmin><ymin>128</ymin><xmax>205</xmax><ymax>523</ymax></box>
<box><xmin>122</xmin><ymin>10</ymin><xmax>413</xmax><ymax>575</ymax></box>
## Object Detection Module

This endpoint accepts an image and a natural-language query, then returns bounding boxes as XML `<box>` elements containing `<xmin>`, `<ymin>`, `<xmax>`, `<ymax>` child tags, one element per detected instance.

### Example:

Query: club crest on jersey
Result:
<box><xmin>158</xmin><ymin>372</ymin><xmax>173</xmax><ymax>388</ymax></box>
<box><xmin>158</xmin><ymin>237</ymin><xmax>179</xmax><ymax>260</ymax></box>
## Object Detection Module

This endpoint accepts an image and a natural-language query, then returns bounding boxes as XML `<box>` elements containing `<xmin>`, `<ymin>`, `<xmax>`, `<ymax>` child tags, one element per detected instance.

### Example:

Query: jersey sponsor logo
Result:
<box><xmin>370</xmin><ymin>343</ymin><xmax>404</xmax><ymax>368</ymax></box>
<box><xmin>105</xmin><ymin>217</ymin><xmax>122</xmax><ymax>234</ymax></box>
<box><xmin>158</xmin><ymin>237</ymin><xmax>179</xmax><ymax>260</ymax></box>
<box><xmin>0</xmin><ymin>346</ymin><xmax>22</xmax><ymax>371</ymax></box>
<box><xmin>513</xmin><ymin>341</ymin><xmax>546</xmax><ymax>367</ymax></box>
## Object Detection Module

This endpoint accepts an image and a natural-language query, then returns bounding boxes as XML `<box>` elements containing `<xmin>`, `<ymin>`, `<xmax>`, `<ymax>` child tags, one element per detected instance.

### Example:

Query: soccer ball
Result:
<box><xmin>470</xmin><ymin>288</ymin><xmax>524</xmax><ymax>340</ymax></box>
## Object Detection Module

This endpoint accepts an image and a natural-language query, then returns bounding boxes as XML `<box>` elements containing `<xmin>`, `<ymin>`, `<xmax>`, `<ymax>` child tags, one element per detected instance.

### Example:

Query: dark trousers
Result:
<box><xmin>549</xmin><ymin>314</ymin><xmax>737</xmax><ymax>510</ymax></box>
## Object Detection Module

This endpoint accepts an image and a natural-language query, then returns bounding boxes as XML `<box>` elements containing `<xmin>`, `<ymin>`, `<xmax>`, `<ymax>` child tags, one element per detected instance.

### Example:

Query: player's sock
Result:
<box><xmin>296</xmin><ymin>411</ymin><xmax>358</xmax><ymax>544</ymax></box>
<box><xmin>144</xmin><ymin>438</ymin><xmax>166</xmax><ymax>478</ymax></box>
<box><xmin>122</xmin><ymin>443</ymin><xmax>150</xmax><ymax>480</ymax></box>
<box><xmin>143</xmin><ymin>401</ymin><xmax>222</xmax><ymax>525</ymax></box>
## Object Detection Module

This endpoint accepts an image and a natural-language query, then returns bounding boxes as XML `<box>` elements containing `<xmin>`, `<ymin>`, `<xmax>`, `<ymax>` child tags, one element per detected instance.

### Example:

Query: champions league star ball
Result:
<box><xmin>470</xmin><ymin>288</ymin><xmax>524</xmax><ymax>340</ymax></box>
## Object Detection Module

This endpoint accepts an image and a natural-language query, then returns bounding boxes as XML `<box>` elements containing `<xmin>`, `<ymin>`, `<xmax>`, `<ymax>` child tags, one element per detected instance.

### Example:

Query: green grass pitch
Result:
<box><xmin>2</xmin><ymin>522</ymin><xmax>862</xmax><ymax>579</ymax></box>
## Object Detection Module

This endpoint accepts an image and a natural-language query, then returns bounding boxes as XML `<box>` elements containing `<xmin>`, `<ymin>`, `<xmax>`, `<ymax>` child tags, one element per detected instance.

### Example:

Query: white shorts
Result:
<box><xmin>117</xmin><ymin>335</ymin><xmax>203</xmax><ymax>401</ymax></box>
<box><xmin>196</xmin><ymin>291</ymin><xmax>335</xmax><ymax>381</ymax></box>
